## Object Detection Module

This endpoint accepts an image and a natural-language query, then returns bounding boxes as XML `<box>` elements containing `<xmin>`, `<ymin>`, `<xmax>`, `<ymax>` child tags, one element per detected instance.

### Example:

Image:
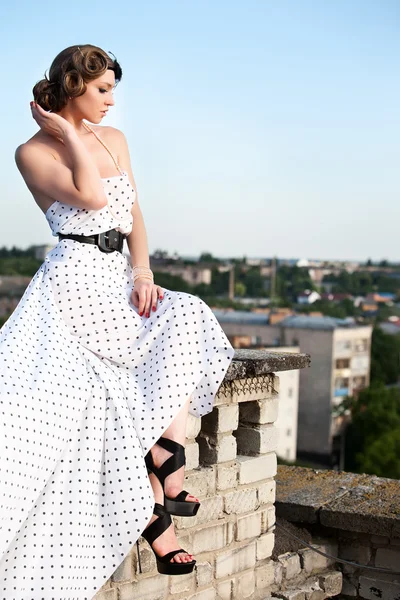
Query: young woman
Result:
<box><xmin>0</xmin><ymin>44</ymin><xmax>235</xmax><ymax>598</ymax></box>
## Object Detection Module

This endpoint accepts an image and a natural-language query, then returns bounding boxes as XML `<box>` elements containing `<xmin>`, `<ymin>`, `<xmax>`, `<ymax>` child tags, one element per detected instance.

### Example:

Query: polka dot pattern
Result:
<box><xmin>0</xmin><ymin>175</ymin><xmax>235</xmax><ymax>598</ymax></box>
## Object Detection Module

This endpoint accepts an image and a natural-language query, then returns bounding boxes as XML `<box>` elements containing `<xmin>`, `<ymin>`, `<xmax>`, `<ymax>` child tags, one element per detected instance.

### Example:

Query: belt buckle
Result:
<box><xmin>98</xmin><ymin>229</ymin><xmax>122</xmax><ymax>253</ymax></box>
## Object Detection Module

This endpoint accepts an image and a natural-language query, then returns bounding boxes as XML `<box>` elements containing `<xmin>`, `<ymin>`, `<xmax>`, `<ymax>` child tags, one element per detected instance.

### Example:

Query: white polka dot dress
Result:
<box><xmin>0</xmin><ymin>166</ymin><xmax>235</xmax><ymax>598</ymax></box>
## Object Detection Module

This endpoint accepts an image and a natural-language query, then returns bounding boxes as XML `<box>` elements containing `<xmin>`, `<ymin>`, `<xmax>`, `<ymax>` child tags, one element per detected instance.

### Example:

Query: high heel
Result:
<box><xmin>136</xmin><ymin>503</ymin><xmax>196</xmax><ymax>575</ymax></box>
<box><xmin>145</xmin><ymin>437</ymin><xmax>201</xmax><ymax>517</ymax></box>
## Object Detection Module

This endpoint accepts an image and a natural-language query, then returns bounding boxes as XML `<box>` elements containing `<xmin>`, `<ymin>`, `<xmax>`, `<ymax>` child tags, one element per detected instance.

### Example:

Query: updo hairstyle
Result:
<box><xmin>32</xmin><ymin>44</ymin><xmax>122</xmax><ymax>112</ymax></box>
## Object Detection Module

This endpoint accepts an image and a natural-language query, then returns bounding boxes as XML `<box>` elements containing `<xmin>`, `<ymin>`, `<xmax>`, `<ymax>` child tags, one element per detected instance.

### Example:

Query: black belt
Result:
<box><xmin>58</xmin><ymin>229</ymin><xmax>126</xmax><ymax>253</ymax></box>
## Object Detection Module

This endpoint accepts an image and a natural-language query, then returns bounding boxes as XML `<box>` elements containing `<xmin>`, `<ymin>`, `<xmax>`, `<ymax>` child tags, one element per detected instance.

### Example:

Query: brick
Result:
<box><xmin>135</xmin><ymin>541</ymin><xmax>156</xmax><ymax>574</ymax></box>
<box><xmin>340</xmin><ymin>579</ymin><xmax>358</xmax><ymax>597</ymax></box>
<box><xmin>261</xmin><ymin>505</ymin><xmax>276</xmax><ymax>533</ymax></box>
<box><xmin>111</xmin><ymin>551</ymin><xmax>134</xmax><ymax>582</ymax></box>
<box><xmin>224</xmin><ymin>488</ymin><xmax>259</xmax><ymax>515</ymax></box>
<box><xmin>236</xmin><ymin>512</ymin><xmax>262</xmax><ymax>541</ymax></box>
<box><xmin>237</xmin><ymin>570</ymin><xmax>255</xmax><ymax>598</ymax></box>
<box><xmin>239</xmin><ymin>398</ymin><xmax>279</xmax><ymax>424</ymax></box>
<box><xmin>318</xmin><ymin>571</ymin><xmax>342</xmax><ymax>596</ymax></box>
<box><xmin>273</xmin><ymin>591</ymin><xmax>305</xmax><ymax>600</ymax></box>
<box><xmin>169</xmin><ymin>570</ymin><xmax>195</xmax><ymax>595</ymax></box>
<box><xmin>258</xmin><ymin>479</ymin><xmax>276</xmax><ymax>505</ymax></box>
<box><xmin>255</xmin><ymin>560</ymin><xmax>281</xmax><ymax>589</ymax></box>
<box><xmin>304</xmin><ymin>590</ymin><xmax>325</xmax><ymax>600</ymax></box>
<box><xmin>216</xmin><ymin>579</ymin><xmax>233</xmax><ymax>600</ymax></box>
<box><xmin>237</xmin><ymin>453</ymin><xmax>277</xmax><ymax>484</ymax></box>
<box><xmin>119</xmin><ymin>574</ymin><xmax>168</xmax><ymax>600</ymax></box>
<box><xmin>188</xmin><ymin>588</ymin><xmax>216</xmax><ymax>600</ymax></box>
<box><xmin>277</xmin><ymin>552</ymin><xmax>301</xmax><ymax>579</ymax></box>
<box><xmin>370</xmin><ymin>535</ymin><xmax>390</xmax><ymax>545</ymax></box>
<box><xmin>175</xmin><ymin>494</ymin><xmax>224</xmax><ymax>530</ymax></box>
<box><xmin>202</xmin><ymin>404</ymin><xmax>239</xmax><ymax>433</ymax></box>
<box><xmin>340</xmin><ymin>543</ymin><xmax>371</xmax><ymax>565</ymax></box>
<box><xmin>256</xmin><ymin>531</ymin><xmax>275</xmax><ymax>560</ymax></box>
<box><xmin>215</xmin><ymin>542</ymin><xmax>256</xmax><ymax>579</ymax></box>
<box><xmin>198</xmin><ymin>433</ymin><xmax>237</xmax><ymax>465</ymax></box>
<box><xmin>94</xmin><ymin>590</ymin><xmax>118</xmax><ymax>600</ymax></box>
<box><xmin>375</xmin><ymin>547</ymin><xmax>400</xmax><ymax>569</ymax></box>
<box><xmin>183</xmin><ymin>466</ymin><xmax>216</xmax><ymax>499</ymax></box>
<box><xmin>192</xmin><ymin>522</ymin><xmax>233</xmax><ymax>554</ymax></box>
<box><xmin>359</xmin><ymin>576</ymin><xmax>400</xmax><ymax>600</ymax></box>
<box><xmin>186</xmin><ymin>440</ymin><xmax>199</xmax><ymax>470</ymax></box>
<box><xmin>186</xmin><ymin>414</ymin><xmax>202</xmax><ymax>439</ymax></box>
<box><xmin>216</xmin><ymin>462</ymin><xmax>238</xmax><ymax>491</ymax></box>
<box><xmin>300</xmin><ymin>543</ymin><xmax>337</xmax><ymax>573</ymax></box>
<box><xmin>195</xmin><ymin>561</ymin><xmax>213</xmax><ymax>587</ymax></box>
<box><xmin>235</xmin><ymin>424</ymin><xmax>278</xmax><ymax>455</ymax></box>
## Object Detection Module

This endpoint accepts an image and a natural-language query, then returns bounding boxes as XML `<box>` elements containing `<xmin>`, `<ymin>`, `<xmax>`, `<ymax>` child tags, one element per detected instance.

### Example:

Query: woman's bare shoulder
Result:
<box><xmin>16</xmin><ymin>132</ymin><xmax>59</xmax><ymax>164</ymax></box>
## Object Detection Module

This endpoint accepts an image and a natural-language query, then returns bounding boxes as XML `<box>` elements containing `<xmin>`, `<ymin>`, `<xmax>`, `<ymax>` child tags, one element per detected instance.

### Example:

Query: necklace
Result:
<box><xmin>81</xmin><ymin>121</ymin><xmax>124</xmax><ymax>176</ymax></box>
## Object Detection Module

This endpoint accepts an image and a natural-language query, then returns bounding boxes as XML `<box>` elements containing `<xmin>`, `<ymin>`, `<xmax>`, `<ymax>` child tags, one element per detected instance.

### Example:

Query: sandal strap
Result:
<box><xmin>169</xmin><ymin>489</ymin><xmax>191</xmax><ymax>502</ymax></box>
<box><xmin>161</xmin><ymin>548</ymin><xmax>192</xmax><ymax>564</ymax></box>
<box><xmin>155</xmin><ymin>437</ymin><xmax>186</xmax><ymax>484</ymax></box>
<box><xmin>141</xmin><ymin>503</ymin><xmax>171</xmax><ymax>546</ymax></box>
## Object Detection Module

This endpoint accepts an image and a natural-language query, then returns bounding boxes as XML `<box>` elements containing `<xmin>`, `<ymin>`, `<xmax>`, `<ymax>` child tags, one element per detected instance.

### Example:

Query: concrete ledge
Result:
<box><xmin>225</xmin><ymin>350</ymin><xmax>311</xmax><ymax>381</ymax></box>
<box><xmin>275</xmin><ymin>465</ymin><xmax>400</xmax><ymax>537</ymax></box>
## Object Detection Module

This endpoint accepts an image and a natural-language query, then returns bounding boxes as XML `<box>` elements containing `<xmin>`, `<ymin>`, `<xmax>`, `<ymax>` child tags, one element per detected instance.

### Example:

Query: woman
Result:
<box><xmin>0</xmin><ymin>44</ymin><xmax>234</xmax><ymax>598</ymax></box>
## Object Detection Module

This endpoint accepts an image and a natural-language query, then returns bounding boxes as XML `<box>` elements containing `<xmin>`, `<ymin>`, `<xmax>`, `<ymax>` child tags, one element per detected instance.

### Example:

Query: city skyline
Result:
<box><xmin>1</xmin><ymin>1</ymin><xmax>399</xmax><ymax>261</ymax></box>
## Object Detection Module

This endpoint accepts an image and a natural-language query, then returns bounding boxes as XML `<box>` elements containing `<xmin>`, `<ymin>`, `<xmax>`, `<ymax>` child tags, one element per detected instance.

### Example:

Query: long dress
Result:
<box><xmin>0</xmin><ymin>128</ymin><xmax>235</xmax><ymax>600</ymax></box>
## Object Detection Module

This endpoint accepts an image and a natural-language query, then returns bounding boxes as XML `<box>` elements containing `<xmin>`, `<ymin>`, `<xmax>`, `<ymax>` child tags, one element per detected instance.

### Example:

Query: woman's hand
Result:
<box><xmin>30</xmin><ymin>101</ymin><xmax>76</xmax><ymax>143</ymax></box>
<box><xmin>131</xmin><ymin>279</ymin><xmax>164</xmax><ymax>318</ymax></box>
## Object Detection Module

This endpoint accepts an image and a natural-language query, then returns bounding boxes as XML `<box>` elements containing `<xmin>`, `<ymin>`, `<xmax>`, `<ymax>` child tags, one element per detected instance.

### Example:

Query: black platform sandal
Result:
<box><xmin>136</xmin><ymin>503</ymin><xmax>196</xmax><ymax>575</ymax></box>
<box><xmin>145</xmin><ymin>437</ymin><xmax>201</xmax><ymax>517</ymax></box>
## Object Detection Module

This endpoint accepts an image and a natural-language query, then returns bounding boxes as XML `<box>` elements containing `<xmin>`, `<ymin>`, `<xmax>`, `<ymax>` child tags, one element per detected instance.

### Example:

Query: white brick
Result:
<box><xmin>216</xmin><ymin>462</ymin><xmax>238</xmax><ymax>491</ymax></box>
<box><xmin>375</xmin><ymin>547</ymin><xmax>400</xmax><ymax>569</ymax></box>
<box><xmin>235</xmin><ymin>424</ymin><xmax>278</xmax><ymax>455</ymax></box>
<box><xmin>256</xmin><ymin>531</ymin><xmax>275</xmax><ymax>560</ymax></box>
<box><xmin>237</xmin><ymin>570</ymin><xmax>255</xmax><ymax>598</ymax></box>
<box><xmin>195</xmin><ymin>561</ymin><xmax>213</xmax><ymax>587</ymax></box>
<box><xmin>193</xmin><ymin>522</ymin><xmax>233</xmax><ymax>554</ymax></box>
<box><xmin>278</xmin><ymin>552</ymin><xmax>301</xmax><ymax>579</ymax></box>
<box><xmin>258</xmin><ymin>479</ymin><xmax>276</xmax><ymax>505</ymax></box>
<box><xmin>224</xmin><ymin>488</ymin><xmax>259</xmax><ymax>515</ymax></box>
<box><xmin>216</xmin><ymin>578</ymin><xmax>234</xmax><ymax>600</ymax></box>
<box><xmin>237</xmin><ymin>453</ymin><xmax>277</xmax><ymax>484</ymax></box>
<box><xmin>215</xmin><ymin>542</ymin><xmax>256</xmax><ymax>579</ymax></box>
<box><xmin>119</xmin><ymin>575</ymin><xmax>169</xmax><ymax>600</ymax></box>
<box><xmin>300</xmin><ymin>543</ymin><xmax>337</xmax><ymax>573</ymax></box>
<box><xmin>202</xmin><ymin>404</ymin><xmax>239</xmax><ymax>433</ymax></box>
<box><xmin>186</xmin><ymin>414</ymin><xmax>202</xmax><ymax>439</ymax></box>
<box><xmin>169</xmin><ymin>570</ymin><xmax>195</xmax><ymax>595</ymax></box>
<box><xmin>236</xmin><ymin>512</ymin><xmax>262</xmax><ymax>541</ymax></box>
<box><xmin>239</xmin><ymin>398</ymin><xmax>279</xmax><ymax>424</ymax></box>
<box><xmin>184</xmin><ymin>466</ymin><xmax>216</xmax><ymax>499</ymax></box>
<box><xmin>175</xmin><ymin>494</ymin><xmax>224</xmax><ymax>530</ymax></box>
<box><xmin>198</xmin><ymin>433</ymin><xmax>237</xmax><ymax>464</ymax></box>
<box><xmin>188</xmin><ymin>587</ymin><xmax>216</xmax><ymax>600</ymax></box>
<box><xmin>186</xmin><ymin>440</ymin><xmax>199</xmax><ymax>470</ymax></box>
<box><xmin>318</xmin><ymin>571</ymin><xmax>342</xmax><ymax>596</ymax></box>
<box><xmin>255</xmin><ymin>560</ymin><xmax>281</xmax><ymax>589</ymax></box>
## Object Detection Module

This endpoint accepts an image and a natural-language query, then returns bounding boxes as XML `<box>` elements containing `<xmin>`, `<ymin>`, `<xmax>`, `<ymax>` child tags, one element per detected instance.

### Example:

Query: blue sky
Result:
<box><xmin>1</xmin><ymin>0</ymin><xmax>399</xmax><ymax>261</ymax></box>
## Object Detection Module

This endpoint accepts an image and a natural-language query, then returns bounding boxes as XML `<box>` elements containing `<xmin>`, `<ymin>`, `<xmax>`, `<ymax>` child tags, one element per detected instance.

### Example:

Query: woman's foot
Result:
<box><xmin>145</xmin><ymin>473</ymin><xmax>194</xmax><ymax>564</ymax></box>
<box><xmin>150</xmin><ymin>440</ymin><xmax>200</xmax><ymax>504</ymax></box>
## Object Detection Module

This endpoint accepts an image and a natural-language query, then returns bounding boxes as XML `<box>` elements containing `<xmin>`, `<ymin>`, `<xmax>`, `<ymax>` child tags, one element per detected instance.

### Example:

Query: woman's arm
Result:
<box><xmin>16</xmin><ymin>103</ymin><xmax>108</xmax><ymax>210</ymax></box>
<box><xmin>110</xmin><ymin>127</ymin><xmax>163</xmax><ymax>316</ymax></box>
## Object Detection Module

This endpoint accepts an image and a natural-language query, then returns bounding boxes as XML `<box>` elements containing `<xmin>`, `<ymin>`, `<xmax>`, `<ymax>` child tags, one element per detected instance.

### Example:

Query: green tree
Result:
<box><xmin>344</xmin><ymin>385</ymin><xmax>400</xmax><ymax>476</ymax></box>
<box><xmin>370</xmin><ymin>327</ymin><xmax>400</xmax><ymax>385</ymax></box>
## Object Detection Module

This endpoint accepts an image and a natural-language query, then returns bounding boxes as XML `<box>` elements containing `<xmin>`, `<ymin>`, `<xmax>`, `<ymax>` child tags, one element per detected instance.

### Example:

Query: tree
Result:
<box><xmin>344</xmin><ymin>384</ymin><xmax>400</xmax><ymax>476</ymax></box>
<box><xmin>370</xmin><ymin>327</ymin><xmax>400</xmax><ymax>385</ymax></box>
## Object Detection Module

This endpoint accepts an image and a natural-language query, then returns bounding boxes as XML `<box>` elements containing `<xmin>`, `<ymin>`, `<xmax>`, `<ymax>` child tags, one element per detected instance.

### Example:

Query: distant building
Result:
<box><xmin>213</xmin><ymin>310</ymin><xmax>372</xmax><ymax>465</ymax></box>
<box><xmin>34</xmin><ymin>244</ymin><xmax>55</xmax><ymax>260</ymax></box>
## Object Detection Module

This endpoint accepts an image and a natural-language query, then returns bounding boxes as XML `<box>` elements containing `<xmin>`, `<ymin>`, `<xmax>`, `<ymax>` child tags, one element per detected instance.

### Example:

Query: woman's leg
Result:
<box><xmin>150</xmin><ymin>395</ymin><xmax>199</xmax><ymax>503</ymax></box>
<box><xmin>144</xmin><ymin>467</ymin><xmax>194</xmax><ymax>563</ymax></box>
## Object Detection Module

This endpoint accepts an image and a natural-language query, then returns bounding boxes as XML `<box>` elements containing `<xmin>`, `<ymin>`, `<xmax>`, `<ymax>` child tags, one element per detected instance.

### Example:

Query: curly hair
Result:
<box><xmin>32</xmin><ymin>44</ymin><xmax>122</xmax><ymax>112</ymax></box>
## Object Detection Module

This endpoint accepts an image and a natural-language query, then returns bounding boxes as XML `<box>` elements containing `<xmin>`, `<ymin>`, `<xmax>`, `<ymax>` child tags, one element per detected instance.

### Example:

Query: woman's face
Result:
<box><xmin>70</xmin><ymin>69</ymin><xmax>116</xmax><ymax>123</ymax></box>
